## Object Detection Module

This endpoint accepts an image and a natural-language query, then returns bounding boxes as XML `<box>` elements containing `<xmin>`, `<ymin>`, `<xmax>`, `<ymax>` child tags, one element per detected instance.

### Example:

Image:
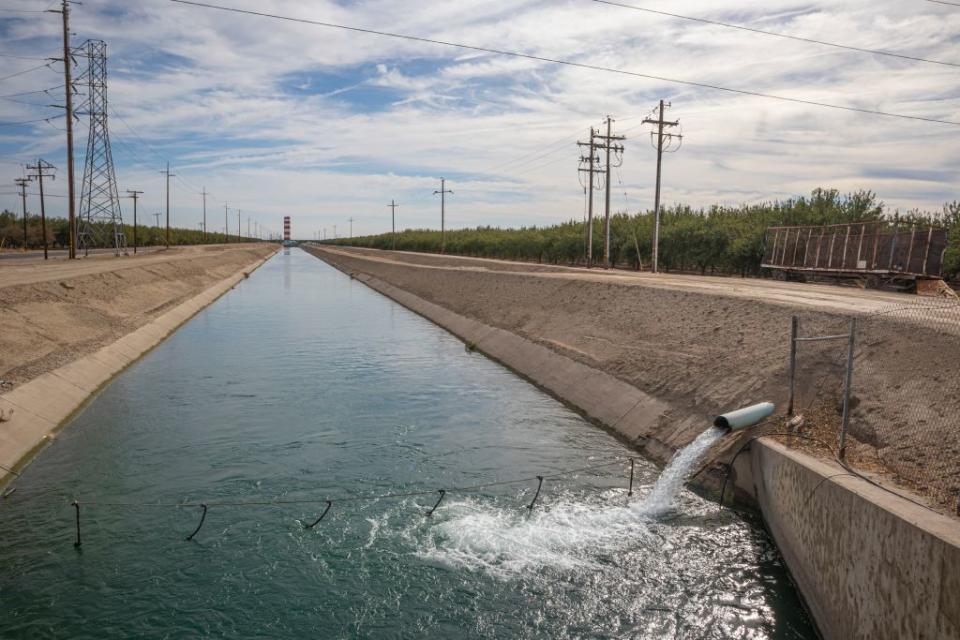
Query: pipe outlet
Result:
<box><xmin>713</xmin><ymin>402</ymin><xmax>775</xmax><ymax>432</ymax></box>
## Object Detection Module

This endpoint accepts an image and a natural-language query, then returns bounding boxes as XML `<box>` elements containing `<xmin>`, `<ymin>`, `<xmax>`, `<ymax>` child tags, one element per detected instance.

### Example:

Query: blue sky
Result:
<box><xmin>0</xmin><ymin>0</ymin><xmax>958</xmax><ymax>239</ymax></box>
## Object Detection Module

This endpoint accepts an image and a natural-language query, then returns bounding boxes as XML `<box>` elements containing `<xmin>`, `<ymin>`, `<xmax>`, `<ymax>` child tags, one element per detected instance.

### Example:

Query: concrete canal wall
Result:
<box><xmin>0</xmin><ymin>247</ymin><xmax>277</xmax><ymax>487</ymax></box>
<box><xmin>304</xmin><ymin>245</ymin><xmax>960</xmax><ymax>640</ymax></box>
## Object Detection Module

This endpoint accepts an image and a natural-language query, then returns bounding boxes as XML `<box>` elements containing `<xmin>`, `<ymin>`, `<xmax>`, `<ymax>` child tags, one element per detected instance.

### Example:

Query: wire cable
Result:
<box><xmin>45</xmin><ymin>456</ymin><xmax>631</xmax><ymax>509</ymax></box>
<box><xmin>590</xmin><ymin>0</ymin><xmax>960</xmax><ymax>69</ymax></box>
<box><xmin>0</xmin><ymin>62</ymin><xmax>54</xmax><ymax>83</ymax></box>
<box><xmin>0</xmin><ymin>53</ymin><xmax>51</xmax><ymax>62</ymax></box>
<box><xmin>0</xmin><ymin>115</ymin><xmax>63</xmax><ymax>128</ymax></box>
<box><xmin>0</xmin><ymin>84</ymin><xmax>64</xmax><ymax>99</ymax></box>
<box><xmin>167</xmin><ymin>0</ymin><xmax>960</xmax><ymax>127</ymax></box>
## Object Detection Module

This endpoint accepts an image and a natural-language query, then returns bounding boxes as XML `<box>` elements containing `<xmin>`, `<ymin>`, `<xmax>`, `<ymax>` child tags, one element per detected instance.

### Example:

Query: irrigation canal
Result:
<box><xmin>0</xmin><ymin>248</ymin><xmax>815</xmax><ymax>638</ymax></box>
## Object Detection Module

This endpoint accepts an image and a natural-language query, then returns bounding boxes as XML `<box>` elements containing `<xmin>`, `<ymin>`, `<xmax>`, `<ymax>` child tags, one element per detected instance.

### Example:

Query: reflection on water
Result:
<box><xmin>0</xmin><ymin>249</ymin><xmax>815</xmax><ymax>639</ymax></box>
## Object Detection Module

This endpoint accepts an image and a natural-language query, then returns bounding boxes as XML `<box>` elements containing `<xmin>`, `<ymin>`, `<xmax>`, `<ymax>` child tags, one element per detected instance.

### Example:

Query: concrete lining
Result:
<box><xmin>0</xmin><ymin>249</ymin><xmax>277</xmax><ymax>486</ymax></box>
<box><xmin>305</xmin><ymin>246</ymin><xmax>960</xmax><ymax>640</ymax></box>
<box><xmin>749</xmin><ymin>439</ymin><xmax>960</xmax><ymax>640</ymax></box>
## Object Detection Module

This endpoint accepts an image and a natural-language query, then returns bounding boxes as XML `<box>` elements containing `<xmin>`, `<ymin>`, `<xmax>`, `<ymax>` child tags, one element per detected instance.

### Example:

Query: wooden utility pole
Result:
<box><xmin>224</xmin><ymin>203</ymin><xmax>230</xmax><ymax>242</ymax></box>
<box><xmin>433</xmin><ymin>178</ymin><xmax>453</xmax><ymax>253</ymax></box>
<box><xmin>126</xmin><ymin>190</ymin><xmax>143</xmax><ymax>254</ymax></box>
<box><xmin>577</xmin><ymin>128</ymin><xmax>599</xmax><ymax>266</ymax></box>
<box><xmin>15</xmin><ymin>177</ymin><xmax>30</xmax><ymax>251</ymax></box>
<box><xmin>51</xmin><ymin>0</ymin><xmax>77</xmax><ymax>259</ymax></box>
<box><xmin>27</xmin><ymin>160</ymin><xmax>55</xmax><ymax>260</ymax></box>
<box><xmin>388</xmin><ymin>200</ymin><xmax>399</xmax><ymax>249</ymax></box>
<box><xmin>161</xmin><ymin>162</ymin><xmax>175</xmax><ymax>248</ymax></box>
<box><xmin>200</xmin><ymin>187</ymin><xmax>209</xmax><ymax>240</ymax></box>
<box><xmin>594</xmin><ymin>116</ymin><xmax>625</xmax><ymax>268</ymax></box>
<box><xmin>642</xmin><ymin>100</ymin><xmax>681</xmax><ymax>273</ymax></box>
<box><xmin>237</xmin><ymin>208</ymin><xmax>241</xmax><ymax>242</ymax></box>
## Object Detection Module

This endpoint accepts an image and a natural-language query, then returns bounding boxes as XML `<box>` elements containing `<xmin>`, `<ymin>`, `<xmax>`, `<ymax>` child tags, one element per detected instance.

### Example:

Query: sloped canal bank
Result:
<box><xmin>0</xmin><ymin>249</ymin><xmax>814</xmax><ymax>639</ymax></box>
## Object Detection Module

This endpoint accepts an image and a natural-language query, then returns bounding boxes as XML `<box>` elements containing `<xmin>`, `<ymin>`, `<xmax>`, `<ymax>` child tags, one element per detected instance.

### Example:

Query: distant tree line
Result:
<box><xmin>324</xmin><ymin>189</ymin><xmax>960</xmax><ymax>280</ymax></box>
<box><xmin>0</xmin><ymin>211</ymin><xmax>261</xmax><ymax>250</ymax></box>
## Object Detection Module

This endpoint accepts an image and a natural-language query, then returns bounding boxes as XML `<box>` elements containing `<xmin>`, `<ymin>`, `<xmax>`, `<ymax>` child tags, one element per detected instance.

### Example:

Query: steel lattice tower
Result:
<box><xmin>75</xmin><ymin>39</ymin><xmax>126</xmax><ymax>255</ymax></box>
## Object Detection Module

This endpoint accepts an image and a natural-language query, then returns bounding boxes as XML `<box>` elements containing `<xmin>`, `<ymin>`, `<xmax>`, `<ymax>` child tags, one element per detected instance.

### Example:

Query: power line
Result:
<box><xmin>0</xmin><ymin>84</ymin><xmax>64</xmax><ymax>99</ymax></box>
<box><xmin>0</xmin><ymin>62</ymin><xmax>54</xmax><ymax>83</ymax></box>
<box><xmin>168</xmin><ymin>0</ymin><xmax>960</xmax><ymax>126</ymax></box>
<box><xmin>0</xmin><ymin>53</ymin><xmax>50</xmax><ymax>61</ymax></box>
<box><xmin>925</xmin><ymin>0</ymin><xmax>960</xmax><ymax>6</ymax></box>
<box><xmin>0</xmin><ymin>96</ymin><xmax>53</xmax><ymax>107</ymax></box>
<box><xmin>0</xmin><ymin>115</ymin><xmax>63</xmax><ymax>128</ymax></box>
<box><xmin>590</xmin><ymin>0</ymin><xmax>960</xmax><ymax>69</ymax></box>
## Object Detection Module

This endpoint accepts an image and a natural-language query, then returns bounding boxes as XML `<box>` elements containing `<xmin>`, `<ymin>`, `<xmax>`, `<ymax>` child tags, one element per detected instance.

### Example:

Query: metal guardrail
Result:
<box><xmin>762</xmin><ymin>221</ymin><xmax>949</xmax><ymax>278</ymax></box>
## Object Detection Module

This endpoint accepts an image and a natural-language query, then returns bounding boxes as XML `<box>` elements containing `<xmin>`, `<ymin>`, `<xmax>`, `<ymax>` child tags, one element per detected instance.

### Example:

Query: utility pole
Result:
<box><xmin>348</xmin><ymin>216</ymin><xmax>354</xmax><ymax>239</ymax></box>
<box><xmin>27</xmin><ymin>160</ymin><xmax>56</xmax><ymax>260</ymax></box>
<box><xmin>594</xmin><ymin>116</ymin><xmax>625</xmax><ymax>268</ymax></box>
<box><xmin>224</xmin><ymin>203</ymin><xmax>230</xmax><ymax>242</ymax></box>
<box><xmin>15</xmin><ymin>177</ymin><xmax>30</xmax><ymax>251</ymax></box>
<box><xmin>153</xmin><ymin>212</ymin><xmax>161</xmax><ymax>228</ymax></box>
<box><xmin>388</xmin><ymin>200</ymin><xmax>399</xmax><ymax>250</ymax></box>
<box><xmin>126</xmin><ymin>189</ymin><xmax>143</xmax><ymax>254</ymax></box>
<box><xmin>51</xmin><ymin>0</ymin><xmax>77</xmax><ymax>259</ymax></box>
<box><xmin>200</xmin><ymin>187</ymin><xmax>209</xmax><ymax>240</ymax></box>
<box><xmin>333</xmin><ymin>224</ymin><xmax>337</xmax><ymax>239</ymax></box>
<box><xmin>161</xmin><ymin>162</ymin><xmax>175</xmax><ymax>249</ymax></box>
<box><xmin>433</xmin><ymin>178</ymin><xmax>453</xmax><ymax>254</ymax></box>
<box><xmin>247</xmin><ymin>216</ymin><xmax>250</xmax><ymax>239</ymax></box>
<box><xmin>577</xmin><ymin>128</ymin><xmax>599</xmax><ymax>266</ymax></box>
<box><xmin>642</xmin><ymin>100</ymin><xmax>681</xmax><ymax>273</ymax></box>
<box><xmin>237</xmin><ymin>208</ymin><xmax>241</xmax><ymax>243</ymax></box>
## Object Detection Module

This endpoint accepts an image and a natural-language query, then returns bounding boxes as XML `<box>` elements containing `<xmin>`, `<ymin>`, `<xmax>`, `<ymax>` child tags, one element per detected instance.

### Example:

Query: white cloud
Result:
<box><xmin>0</xmin><ymin>0</ymin><xmax>958</xmax><ymax>239</ymax></box>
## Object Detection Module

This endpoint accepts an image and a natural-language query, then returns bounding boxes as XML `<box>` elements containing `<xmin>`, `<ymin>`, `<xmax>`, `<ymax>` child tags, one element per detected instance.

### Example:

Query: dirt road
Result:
<box><xmin>325</xmin><ymin>245</ymin><xmax>929</xmax><ymax>314</ymax></box>
<box><xmin>0</xmin><ymin>244</ymin><xmax>276</xmax><ymax>388</ymax></box>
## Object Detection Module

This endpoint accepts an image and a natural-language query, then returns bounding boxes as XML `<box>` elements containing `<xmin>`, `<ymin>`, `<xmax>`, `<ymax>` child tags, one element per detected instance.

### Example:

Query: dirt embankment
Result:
<box><xmin>307</xmin><ymin>245</ymin><xmax>960</xmax><ymax>512</ymax></box>
<box><xmin>0</xmin><ymin>244</ymin><xmax>275</xmax><ymax>389</ymax></box>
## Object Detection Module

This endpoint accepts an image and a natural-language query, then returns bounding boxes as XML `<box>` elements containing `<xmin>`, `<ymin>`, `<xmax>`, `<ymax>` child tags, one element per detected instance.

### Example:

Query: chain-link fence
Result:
<box><xmin>787</xmin><ymin>294</ymin><xmax>960</xmax><ymax>515</ymax></box>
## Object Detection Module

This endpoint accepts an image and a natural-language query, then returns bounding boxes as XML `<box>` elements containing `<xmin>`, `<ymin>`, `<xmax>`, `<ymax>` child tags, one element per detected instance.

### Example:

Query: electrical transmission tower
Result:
<box><xmin>594</xmin><ymin>116</ymin><xmax>625</xmax><ymax>267</ymax></box>
<box><xmin>433</xmin><ymin>179</ymin><xmax>453</xmax><ymax>254</ymax></box>
<box><xmin>14</xmin><ymin>177</ymin><xmax>31</xmax><ymax>251</ymax></box>
<box><xmin>388</xmin><ymin>200</ymin><xmax>399</xmax><ymax>249</ymax></box>
<box><xmin>578</xmin><ymin>128</ymin><xmax>601</xmax><ymax>266</ymax></box>
<box><xmin>642</xmin><ymin>100</ymin><xmax>682</xmax><ymax>273</ymax></box>
<box><xmin>74</xmin><ymin>39</ymin><xmax>126</xmax><ymax>256</ymax></box>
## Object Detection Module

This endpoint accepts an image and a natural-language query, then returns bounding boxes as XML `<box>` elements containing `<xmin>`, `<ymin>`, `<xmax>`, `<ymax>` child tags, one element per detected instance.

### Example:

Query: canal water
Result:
<box><xmin>0</xmin><ymin>249</ymin><xmax>814</xmax><ymax>639</ymax></box>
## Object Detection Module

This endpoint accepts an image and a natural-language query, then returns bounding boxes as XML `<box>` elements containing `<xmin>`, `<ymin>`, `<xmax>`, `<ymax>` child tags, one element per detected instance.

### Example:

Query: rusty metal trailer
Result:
<box><xmin>762</xmin><ymin>222</ymin><xmax>949</xmax><ymax>283</ymax></box>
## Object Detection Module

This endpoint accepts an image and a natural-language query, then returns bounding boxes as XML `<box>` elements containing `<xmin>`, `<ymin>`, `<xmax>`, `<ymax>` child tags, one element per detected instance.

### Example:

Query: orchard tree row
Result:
<box><xmin>324</xmin><ymin>189</ymin><xmax>960</xmax><ymax>280</ymax></box>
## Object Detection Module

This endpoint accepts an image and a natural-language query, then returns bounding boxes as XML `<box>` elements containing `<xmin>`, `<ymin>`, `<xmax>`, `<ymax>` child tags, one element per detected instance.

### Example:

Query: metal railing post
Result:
<box><xmin>788</xmin><ymin>316</ymin><xmax>798</xmax><ymax>416</ymax></box>
<box><xmin>839</xmin><ymin>318</ymin><xmax>857</xmax><ymax>460</ymax></box>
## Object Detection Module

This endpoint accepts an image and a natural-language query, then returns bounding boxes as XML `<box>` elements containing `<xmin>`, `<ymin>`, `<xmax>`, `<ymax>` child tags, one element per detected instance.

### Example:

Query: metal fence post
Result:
<box><xmin>788</xmin><ymin>316</ymin><xmax>798</xmax><ymax>416</ymax></box>
<box><xmin>839</xmin><ymin>317</ymin><xmax>857</xmax><ymax>460</ymax></box>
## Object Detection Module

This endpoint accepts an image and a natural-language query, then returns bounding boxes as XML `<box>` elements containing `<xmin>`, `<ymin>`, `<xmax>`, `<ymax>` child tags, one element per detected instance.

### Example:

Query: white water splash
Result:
<box><xmin>640</xmin><ymin>426</ymin><xmax>725</xmax><ymax>516</ymax></box>
<box><xmin>416</xmin><ymin>427</ymin><xmax>727</xmax><ymax>578</ymax></box>
<box><xmin>417</xmin><ymin>491</ymin><xmax>659</xmax><ymax>578</ymax></box>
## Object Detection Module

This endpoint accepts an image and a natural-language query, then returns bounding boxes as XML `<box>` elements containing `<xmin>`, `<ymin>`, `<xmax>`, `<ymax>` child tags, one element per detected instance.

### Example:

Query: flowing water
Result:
<box><xmin>642</xmin><ymin>426</ymin><xmax>727</xmax><ymax>516</ymax></box>
<box><xmin>0</xmin><ymin>249</ymin><xmax>815</xmax><ymax>639</ymax></box>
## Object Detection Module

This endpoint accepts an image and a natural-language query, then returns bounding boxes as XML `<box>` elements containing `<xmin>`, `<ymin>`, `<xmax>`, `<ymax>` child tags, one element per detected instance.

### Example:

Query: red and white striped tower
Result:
<box><xmin>283</xmin><ymin>216</ymin><xmax>291</xmax><ymax>241</ymax></box>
